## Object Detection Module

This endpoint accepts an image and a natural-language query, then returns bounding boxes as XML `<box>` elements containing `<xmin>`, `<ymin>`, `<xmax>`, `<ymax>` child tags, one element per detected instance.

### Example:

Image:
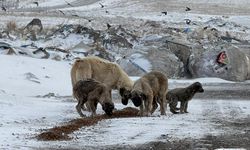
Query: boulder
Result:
<box><xmin>117</xmin><ymin>57</ymin><xmax>145</xmax><ymax>76</ymax></box>
<box><xmin>188</xmin><ymin>44</ymin><xmax>250</xmax><ymax>81</ymax></box>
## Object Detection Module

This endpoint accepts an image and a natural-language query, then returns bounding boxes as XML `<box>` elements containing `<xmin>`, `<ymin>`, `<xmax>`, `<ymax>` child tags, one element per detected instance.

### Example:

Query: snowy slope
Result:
<box><xmin>0</xmin><ymin>55</ymin><xmax>72</xmax><ymax>96</ymax></box>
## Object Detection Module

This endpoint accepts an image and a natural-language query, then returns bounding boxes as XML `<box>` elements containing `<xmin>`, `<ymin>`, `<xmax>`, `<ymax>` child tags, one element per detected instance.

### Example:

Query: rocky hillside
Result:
<box><xmin>1</xmin><ymin>16</ymin><xmax>250</xmax><ymax>81</ymax></box>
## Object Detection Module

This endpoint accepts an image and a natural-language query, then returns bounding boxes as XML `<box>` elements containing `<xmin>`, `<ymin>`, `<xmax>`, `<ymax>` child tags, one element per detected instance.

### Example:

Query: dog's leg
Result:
<box><xmin>85</xmin><ymin>101</ymin><xmax>92</xmax><ymax>112</ymax></box>
<box><xmin>76</xmin><ymin>99</ymin><xmax>86</xmax><ymax>117</ymax></box>
<box><xmin>169</xmin><ymin>101</ymin><xmax>179</xmax><ymax>114</ymax></box>
<box><xmin>145</xmin><ymin>95</ymin><xmax>153</xmax><ymax>116</ymax></box>
<box><xmin>88</xmin><ymin>99</ymin><xmax>97</xmax><ymax>117</ymax></box>
<box><xmin>158</xmin><ymin>94</ymin><xmax>166</xmax><ymax>115</ymax></box>
<box><xmin>139</xmin><ymin>102</ymin><xmax>144</xmax><ymax>116</ymax></box>
<box><xmin>184</xmin><ymin>101</ymin><xmax>189</xmax><ymax>113</ymax></box>
<box><xmin>143</xmin><ymin>98</ymin><xmax>148</xmax><ymax>116</ymax></box>
<box><xmin>180</xmin><ymin>101</ymin><xmax>186</xmax><ymax>114</ymax></box>
<box><xmin>150</xmin><ymin>97</ymin><xmax>158</xmax><ymax>114</ymax></box>
<box><xmin>169</xmin><ymin>96</ymin><xmax>179</xmax><ymax>114</ymax></box>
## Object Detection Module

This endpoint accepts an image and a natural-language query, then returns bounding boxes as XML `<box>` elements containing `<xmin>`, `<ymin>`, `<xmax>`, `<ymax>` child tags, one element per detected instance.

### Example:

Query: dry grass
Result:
<box><xmin>37</xmin><ymin>107</ymin><xmax>139</xmax><ymax>141</ymax></box>
<box><xmin>6</xmin><ymin>21</ymin><xmax>17</xmax><ymax>32</ymax></box>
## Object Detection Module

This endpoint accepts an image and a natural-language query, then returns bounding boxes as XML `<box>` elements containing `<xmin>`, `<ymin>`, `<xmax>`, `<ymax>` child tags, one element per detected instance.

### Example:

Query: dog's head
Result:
<box><xmin>130</xmin><ymin>90</ymin><xmax>145</xmax><ymax>107</ymax></box>
<box><xmin>119</xmin><ymin>88</ymin><xmax>132</xmax><ymax>105</ymax></box>
<box><xmin>193</xmin><ymin>82</ymin><xmax>204</xmax><ymax>93</ymax></box>
<box><xmin>102</xmin><ymin>102</ymin><xmax>114</xmax><ymax>116</ymax></box>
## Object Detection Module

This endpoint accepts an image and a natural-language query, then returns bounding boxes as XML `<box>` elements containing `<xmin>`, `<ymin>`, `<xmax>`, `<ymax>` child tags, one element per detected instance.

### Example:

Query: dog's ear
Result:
<box><xmin>119</xmin><ymin>88</ymin><xmax>125</xmax><ymax>96</ymax></box>
<box><xmin>102</xmin><ymin>103</ymin><xmax>114</xmax><ymax>116</ymax></box>
<box><xmin>122</xmin><ymin>98</ymin><xmax>129</xmax><ymax>105</ymax></box>
<box><xmin>131</xmin><ymin>92</ymin><xmax>144</xmax><ymax>107</ymax></box>
<box><xmin>194</xmin><ymin>82</ymin><xmax>204</xmax><ymax>92</ymax></box>
<box><xmin>131</xmin><ymin>98</ymin><xmax>142</xmax><ymax>107</ymax></box>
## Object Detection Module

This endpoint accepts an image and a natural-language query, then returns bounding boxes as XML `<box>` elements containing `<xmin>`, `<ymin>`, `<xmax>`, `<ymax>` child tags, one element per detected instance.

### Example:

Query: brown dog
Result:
<box><xmin>166</xmin><ymin>82</ymin><xmax>204</xmax><ymax>114</ymax></box>
<box><xmin>73</xmin><ymin>79</ymin><xmax>114</xmax><ymax>117</ymax></box>
<box><xmin>71</xmin><ymin>56</ymin><xmax>133</xmax><ymax>107</ymax></box>
<box><xmin>130</xmin><ymin>71</ymin><xmax>168</xmax><ymax>116</ymax></box>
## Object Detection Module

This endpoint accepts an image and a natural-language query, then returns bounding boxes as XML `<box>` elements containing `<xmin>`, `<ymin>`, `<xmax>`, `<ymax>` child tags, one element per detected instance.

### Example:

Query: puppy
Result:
<box><xmin>130</xmin><ymin>71</ymin><xmax>168</xmax><ymax>116</ymax></box>
<box><xmin>73</xmin><ymin>79</ymin><xmax>114</xmax><ymax>117</ymax></box>
<box><xmin>166</xmin><ymin>82</ymin><xmax>204</xmax><ymax>114</ymax></box>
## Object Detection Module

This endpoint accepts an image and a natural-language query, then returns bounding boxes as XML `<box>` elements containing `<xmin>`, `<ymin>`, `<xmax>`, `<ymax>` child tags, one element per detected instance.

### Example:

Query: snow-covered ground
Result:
<box><xmin>0</xmin><ymin>0</ymin><xmax>250</xmax><ymax>149</ymax></box>
<box><xmin>0</xmin><ymin>54</ymin><xmax>249</xmax><ymax>149</ymax></box>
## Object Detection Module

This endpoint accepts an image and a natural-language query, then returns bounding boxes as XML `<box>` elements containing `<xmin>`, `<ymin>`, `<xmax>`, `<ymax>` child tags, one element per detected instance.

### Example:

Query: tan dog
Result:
<box><xmin>71</xmin><ymin>56</ymin><xmax>133</xmax><ymax>105</ymax></box>
<box><xmin>73</xmin><ymin>79</ymin><xmax>114</xmax><ymax>117</ymax></box>
<box><xmin>130</xmin><ymin>71</ymin><xmax>168</xmax><ymax>116</ymax></box>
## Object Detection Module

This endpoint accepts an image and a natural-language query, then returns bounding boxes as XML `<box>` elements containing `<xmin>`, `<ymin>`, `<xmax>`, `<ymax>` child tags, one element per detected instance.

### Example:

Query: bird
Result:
<box><xmin>107</xmin><ymin>23</ymin><xmax>111</xmax><ymax>29</ymax></box>
<box><xmin>161</xmin><ymin>11</ymin><xmax>167</xmax><ymax>15</ymax></box>
<box><xmin>203</xmin><ymin>26</ymin><xmax>208</xmax><ymax>30</ymax></box>
<box><xmin>64</xmin><ymin>0</ymin><xmax>74</xmax><ymax>7</ymax></box>
<box><xmin>33</xmin><ymin>2</ymin><xmax>39</xmax><ymax>6</ymax></box>
<box><xmin>72</xmin><ymin>14</ymin><xmax>79</xmax><ymax>17</ymax></box>
<box><xmin>88</xmin><ymin>19</ymin><xmax>92</xmax><ymax>22</ymax></box>
<box><xmin>1</xmin><ymin>6</ymin><xmax>6</xmax><ymax>11</ymax></box>
<box><xmin>184</xmin><ymin>19</ymin><xmax>191</xmax><ymax>24</ymax></box>
<box><xmin>99</xmin><ymin>3</ymin><xmax>104</xmax><ymax>8</ymax></box>
<box><xmin>185</xmin><ymin>7</ymin><xmax>191</xmax><ymax>11</ymax></box>
<box><xmin>105</xmin><ymin>10</ymin><xmax>109</xmax><ymax>14</ymax></box>
<box><xmin>58</xmin><ymin>10</ymin><xmax>65</xmax><ymax>15</ymax></box>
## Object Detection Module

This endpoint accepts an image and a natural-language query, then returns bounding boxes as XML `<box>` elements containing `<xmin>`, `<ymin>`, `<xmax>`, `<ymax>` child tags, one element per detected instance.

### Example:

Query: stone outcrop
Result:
<box><xmin>188</xmin><ymin>44</ymin><xmax>250</xmax><ymax>81</ymax></box>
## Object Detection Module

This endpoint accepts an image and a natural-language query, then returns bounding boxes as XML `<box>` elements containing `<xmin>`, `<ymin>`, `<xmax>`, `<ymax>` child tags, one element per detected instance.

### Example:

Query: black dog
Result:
<box><xmin>167</xmin><ymin>82</ymin><xmax>204</xmax><ymax>114</ymax></box>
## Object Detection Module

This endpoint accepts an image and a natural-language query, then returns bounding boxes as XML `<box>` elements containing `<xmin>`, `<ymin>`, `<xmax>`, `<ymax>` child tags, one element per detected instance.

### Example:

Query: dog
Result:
<box><xmin>73</xmin><ymin>79</ymin><xmax>114</xmax><ymax>117</ymax></box>
<box><xmin>166</xmin><ymin>82</ymin><xmax>204</xmax><ymax>114</ymax></box>
<box><xmin>71</xmin><ymin>56</ymin><xmax>133</xmax><ymax>107</ymax></box>
<box><xmin>130</xmin><ymin>71</ymin><xmax>168</xmax><ymax>116</ymax></box>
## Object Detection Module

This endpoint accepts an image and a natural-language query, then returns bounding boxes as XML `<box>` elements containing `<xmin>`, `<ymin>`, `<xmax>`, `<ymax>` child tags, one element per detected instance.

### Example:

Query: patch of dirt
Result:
<box><xmin>37</xmin><ymin>107</ymin><xmax>139</xmax><ymax>141</ymax></box>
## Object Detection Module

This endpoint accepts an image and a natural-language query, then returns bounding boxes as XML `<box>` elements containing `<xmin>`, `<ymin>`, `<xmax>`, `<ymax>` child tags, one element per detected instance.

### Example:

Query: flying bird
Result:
<box><xmin>64</xmin><ymin>0</ymin><xmax>74</xmax><ymax>7</ymax></box>
<box><xmin>99</xmin><ymin>3</ymin><xmax>104</xmax><ymax>8</ymax></box>
<box><xmin>1</xmin><ymin>6</ymin><xmax>6</xmax><ymax>11</ymax></box>
<box><xmin>107</xmin><ymin>23</ymin><xmax>111</xmax><ymax>29</ymax></box>
<box><xmin>185</xmin><ymin>7</ymin><xmax>191</xmax><ymax>11</ymax></box>
<box><xmin>58</xmin><ymin>10</ymin><xmax>65</xmax><ymax>15</ymax></box>
<box><xmin>203</xmin><ymin>26</ymin><xmax>208</xmax><ymax>30</ymax></box>
<box><xmin>33</xmin><ymin>2</ymin><xmax>39</xmax><ymax>6</ymax></box>
<box><xmin>161</xmin><ymin>11</ymin><xmax>167</xmax><ymax>15</ymax></box>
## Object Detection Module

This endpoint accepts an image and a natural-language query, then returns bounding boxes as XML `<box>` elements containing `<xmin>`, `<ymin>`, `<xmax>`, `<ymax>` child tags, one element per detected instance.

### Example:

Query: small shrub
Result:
<box><xmin>6</xmin><ymin>21</ymin><xmax>17</xmax><ymax>32</ymax></box>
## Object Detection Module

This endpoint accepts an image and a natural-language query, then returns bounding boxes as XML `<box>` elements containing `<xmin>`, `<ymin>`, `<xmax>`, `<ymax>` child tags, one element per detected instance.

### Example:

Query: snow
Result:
<box><xmin>18</xmin><ymin>0</ymin><xmax>76</xmax><ymax>8</ymax></box>
<box><xmin>130</xmin><ymin>76</ymin><xmax>235</xmax><ymax>84</ymax></box>
<box><xmin>0</xmin><ymin>54</ymin><xmax>249</xmax><ymax>149</ymax></box>
<box><xmin>0</xmin><ymin>55</ymin><xmax>72</xmax><ymax>96</ymax></box>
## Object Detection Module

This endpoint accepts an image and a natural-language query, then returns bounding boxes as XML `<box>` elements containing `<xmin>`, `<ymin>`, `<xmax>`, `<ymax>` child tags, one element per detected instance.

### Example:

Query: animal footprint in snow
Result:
<box><xmin>24</xmin><ymin>72</ymin><xmax>40</xmax><ymax>84</ymax></box>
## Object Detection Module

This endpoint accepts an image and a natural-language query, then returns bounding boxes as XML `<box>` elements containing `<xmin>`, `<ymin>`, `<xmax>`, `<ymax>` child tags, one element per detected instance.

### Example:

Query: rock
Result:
<box><xmin>102</xmin><ymin>26</ymin><xmax>137</xmax><ymax>49</ymax></box>
<box><xmin>117</xmin><ymin>58</ymin><xmax>145</xmax><ymax>76</ymax></box>
<box><xmin>147</xmin><ymin>48</ymin><xmax>184</xmax><ymax>78</ymax></box>
<box><xmin>73</xmin><ymin>25</ymin><xmax>101</xmax><ymax>43</ymax></box>
<box><xmin>187</xmin><ymin>26</ymin><xmax>221</xmax><ymax>43</ymax></box>
<box><xmin>188</xmin><ymin>44</ymin><xmax>250</xmax><ymax>81</ymax></box>
<box><xmin>23</xmin><ymin>18</ymin><xmax>43</xmax><ymax>41</ymax></box>
<box><xmin>165</xmin><ymin>38</ymin><xmax>192</xmax><ymax>77</ymax></box>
